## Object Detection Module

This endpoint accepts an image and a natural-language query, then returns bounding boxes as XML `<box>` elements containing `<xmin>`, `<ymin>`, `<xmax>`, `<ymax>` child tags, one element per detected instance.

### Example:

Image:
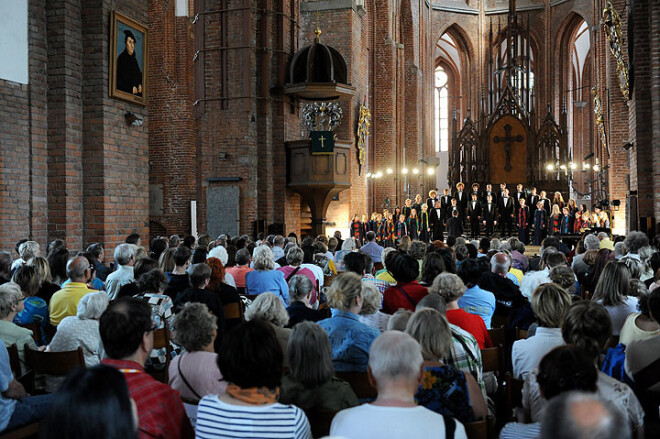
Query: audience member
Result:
<box><xmin>49</xmin><ymin>256</ymin><xmax>97</xmax><ymax>326</ymax></box>
<box><xmin>195</xmin><ymin>320</ymin><xmax>311</xmax><ymax>439</ymax></box>
<box><xmin>591</xmin><ymin>261</ymin><xmax>637</xmax><ymax>335</ymax></box>
<box><xmin>541</xmin><ymin>392</ymin><xmax>630</xmax><ymax>439</ymax></box>
<box><xmin>100</xmin><ymin>298</ymin><xmax>193</xmax><ymax>438</ymax></box>
<box><xmin>244</xmin><ymin>246</ymin><xmax>289</xmax><ymax>304</ymax></box>
<box><xmin>357</xmin><ymin>283</ymin><xmax>390</xmax><ymax>332</ymax></box>
<box><xmin>0</xmin><ymin>342</ymin><xmax>51</xmax><ymax>433</ymax></box>
<box><xmin>330</xmin><ymin>331</ymin><xmax>467</xmax><ymax>439</ymax></box>
<box><xmin>11</xmin><ymin>265</ymin><xmax>49</xmax><ymax>343</ymax></box>
<box><xmin>333</xmin><ymin>238</ymin><xmax>356</xmax><ymax>273</ymax></box>
<box><xmin>245</xmin><ymin>292</ymin><xmax>292</xmax><ymax>368</ymax></box>
<box><xmin>382</xmin><ymin>252</ymin><xmax>428</xmax><ymax>313</ymax></box>
<box><xmin>47</xmin><ymin>247</ymin><xmax>69</xmax><ymax>287</ymax></box>
<box><xmin>277</xmin><ymin>247</ymin><xmax>317</xmax><ymax>303</ymax></box>
<box><xmin>11</xmin><ymin>241</ymin><xmax>40</xmax><ymax>272</ymax></box>
<box><xmin>456</xmin><ymin>259</ymin><xmax>496</xmax><ymax>328</ymax></box>
<box><xmin>225</xmin><ymin>248</ymin><xmax>253</xmax><ymax>289</ymax></box>
<box><xmin>0</xmin><ymin>252</ymin><xmax>12</xmax><ymax>285</ymax></box>
<box><xmin>319</xmin><ymin>272</ymin><xmax>380</xmax><ymax>372</ymax></box>
<box><xmin>42</xmin><ymin>365</ymin><xmax>137</xmax><ymax>439</ymax></box>
<box><xmin>207</xmin><ymin>245</ymin><xmax>237</xmax><ymax>287</ymax></box>
<box><xmin>511</xmin><ymin>283</ymin><xmax>571</xmax><ymax>379</ymax></box>
<box><xmin>105</xmin><ymin>244</ymin><xmax>136</xmax><ymax>300</ymax></box>
<box><xmin>133</xmin><ymin>269</ymin><xmax>180</xmax><ymax>370</ymax></box>
<box><xmin>286</xmin><ymin>275</ymin><xmax>325</xmax><ymax>328</ymax></box>
<box><xmin>0</xmin><ymin>282</ymin><xmax>38</xmax><ymax>371</ymax></box>
<box><xmin>169</xmin><ymin>303</ymin><xmax>225</xmax><ymax>401</ymax></box>
<box><xmin>164</xmin><ymin>246</ymin><xmax>192</xmax><ymax>301</ymax></box>
<box><xmin>406</xmin><ymin>308</ymin><xmax>487</xmax><ymax>422</ymax></box>
<box><xmin>431</xmin><ymin>273</ymin><xmax>492</xmax><ymax>349</ymax></box>
<box><xmin>418</xmin><ymin>252</ymin><xmax>446</xmax><ymax>287</ymax></box>
<box><xmin>116</xmin><ymin>257</ymin><xmax>159</xmax><ymax>299</ymax></box>
<box><xmin>360</xmin><ymin>231</ymin><xmax>385</xmax><ymax>265</ymax></box>
<box><xmin>86</xmin><ymin>243</ymin><xmax>111</xmax><ymax>282</ymax></box>
<box><xmin>26</xmin><ymin>256</ymin><xmax>60</xmax><ymax>305</ymax></box>
<box><xmin>280</xmin><ymin>321</ymin><xmax>358</xmax><ymax>413</ymax></box>
<box><xmin>619</xmin><ymin>291</ymin><xmax>659</xmax><ymax>346</ymax></box>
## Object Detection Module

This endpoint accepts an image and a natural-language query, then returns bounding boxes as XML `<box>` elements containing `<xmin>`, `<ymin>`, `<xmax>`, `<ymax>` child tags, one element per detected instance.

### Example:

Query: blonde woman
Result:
<box><xmin>318</xmin><ymin>272</ymin><xmax>380</xmax><ymax>372</ymax></box>
<box><xmin>245</xmin><ymin>292</ymin><xmax>292</xmax><ymax>368</ymax></box>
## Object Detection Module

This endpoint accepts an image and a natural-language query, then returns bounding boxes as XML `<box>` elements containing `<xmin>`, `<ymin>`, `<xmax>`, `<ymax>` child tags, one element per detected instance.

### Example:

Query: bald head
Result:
<box><xmin>541</xmin><ymin>392</ymin><xmax>629</xmax><ymax>439</ymax></box>
<box><xmin>490</xmin><ymin>252</ymin><xmax>511</xmax><ymax>274</ymax></box>
<box><xmin>66</xmin><ymin>256</ymin><xmax>90</xmax><ymax>282</ymax></box>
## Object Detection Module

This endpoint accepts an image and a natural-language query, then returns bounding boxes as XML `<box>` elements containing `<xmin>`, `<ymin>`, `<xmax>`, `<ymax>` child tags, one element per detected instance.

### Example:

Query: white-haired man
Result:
<box><xmin>572</xmin><ymin>233</ymin><xmax>600</xmax><ymax>276</ymax></box>
<box><xmin>330</xmin><ymin>331</ymin><xmax>467</xmax><ymax>439</ymax></box>
<box><xmin>105</xmin><ymin>244</ymin><xmax>135</xmax><ymax>300</ymax></box>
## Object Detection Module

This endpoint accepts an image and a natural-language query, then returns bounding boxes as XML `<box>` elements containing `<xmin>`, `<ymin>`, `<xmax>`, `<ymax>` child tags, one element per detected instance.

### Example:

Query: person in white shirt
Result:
<box><xmin>105</xmin><ymin>244</ymin><xmax>135</xmax><ymax>300</ymax></box>
<box><xmin>330</xmin><ymin>331</ymin><xmax>467</xmax><ymax>439</ymax></box>
<box><xmin>520</xmin><ymin>250</ymin><xmax>567</xmax><ymax>300</ymax></box>
<box><xmin>511</xmin><ymin>283</ymin><xmax>571</xmax><ymax>379</ymax></box>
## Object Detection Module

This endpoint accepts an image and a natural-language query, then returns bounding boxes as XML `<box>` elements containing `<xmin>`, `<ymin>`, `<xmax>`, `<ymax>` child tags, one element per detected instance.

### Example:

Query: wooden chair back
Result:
<box><xmin>16</xmin><ymin>322</ymin><xmax>41</xmax><ymax>345</ymax></box>
<box><xmin>223</xmin><ymin>302</ymin><xmax>244</xmax><ymax>321</ymax></box>
<box><xmin>487</xmin><ymin>326</ymin><xmax>506</xmax><ymax>347</ymax></box>
<box><xmin>24</xmin><ymin>345</ymin><xmax>85</xmax><ymax>376</ymax></box>
<box><xmin>463</xmin><ymin>418</ymin><xmax>488</xmax><ymax>439</ymax></box>
<box><xmin>148</xmin><ymin>328</ymin><xmax>173</xmax><ymax>383</ymax></box>
<box><xmin>507</xmin><ymin>372</ymin><xmax>525</xmax><ymax>412</ymax></box>
<box><xmin>0</xmin><ymin>422</ymin><xmax>41</xmax><ymax>439</ymax></box>
<box><xmin>335</xmin><ymin>371</ymin><xmax>377</xmax><ymax>400</ymax></box>
<box><xmin>515</xmin><ymin>328</ymin><xmax>528</xmax><ymax>340</ymax></box>
<box><xmin>7</xmin><ymin>344</ymin><xmax>21</xmax><ymax>377</ymax></box>
<box><xmin>490</xmin><ymin>314</ymin><xmax>509</xmax><ymax>330</ymax></box>
<box><xmin>481</xmin><ymin>346</ymin><xmax>504</xmax><ymax>375</ymax></box>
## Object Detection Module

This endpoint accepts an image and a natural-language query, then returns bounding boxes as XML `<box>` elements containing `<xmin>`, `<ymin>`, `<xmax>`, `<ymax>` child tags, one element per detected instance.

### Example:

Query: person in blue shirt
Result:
<box><xmin>319</xmin><ymin>272</ymin><xmax>380</xmax><ymax>372</ymax></box>
<box><xmin>0</xmin><ymin>342</ymin><xmax>52</xmax><ymax>432</ymax></box>
<box><xmin>360</xmin><ymin>232</ymin><xmax>384</xmax><ymax>266</ymax></box>
<box><xmin>456</xmin><ymin>259</ymin><xmax>496</xmax><ymax>329</ymax></box>
<box><xmin>245</xmin><ymin>246</ymin><xmax>290</xmax><ymax>305</ymax></box>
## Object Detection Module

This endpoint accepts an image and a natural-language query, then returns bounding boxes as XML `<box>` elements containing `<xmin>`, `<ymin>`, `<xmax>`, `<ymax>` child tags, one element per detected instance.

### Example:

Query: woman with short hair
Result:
<box><xmin>357</xmin><ymin>283</ymin><xmax>390</xmax><ymax>332</ymax></box>
<box><xmin>431</xmin><ymin>273</ymin><xmax>491</xmax><ymax>349</ymax></box>
<box><xmin>11</xmin><ymin>241</ymin><xmax>40</xmax><ymax>271</ymax></box>
<box><xmin>280</xmin><ymin>321</ymin><xmax>358</xmax><ymax>414</ymax></box>
<box><xmin>277</xmin><ymin>247</ymin><xmax>317</xmax><ymax>304</ymax></box>
<box><xmin>245</xmin><ymin>246</ymin><xmax>289</xmax><ymax>304</ymax></box>
<box><xmin>591</xmin><ymin>261</ymin><xmax>638</xmax><ymax>335</ymax></box>
<box><xmin>419</xmin><ymin>252</ymin><xmax>446</xmax><ymax>287</ymax></box>
<box><xmin>0</xmin><ymin>282</ymin><xmax>38</xmax><ymax>371</ymax></box>
<box><xmin>245</xmin><ymin>292</ymin><xmax>293</xmax><ymax>368</ymax></box>
<box><xmin>318</xmin><ymin>273</ymin><xmax>380</xmax><ymax>372</ymax></box>
<box><xmin>333</xmin><ymin>238</ymin><xmax>356</xmax><ymax>273</ymax></box>
<box><xmin>169</xmin><ymin>302</ymin><xmax>225</xmax><ymax>401</ymax></box>
<box><xmin>511</xmin><ymin>283</ymin><xmax>571</xmax><ymax>379</ymax></box>
<box><xmin>405</xmin><ymin>308</ymin><xmax>487</xmax><ymax>423</ymax></box>
<box><xmin>206</xmin><ymin>257</ymin><xmax>241</xmax><ymax>330</ymax></box>
<box><xmin>286</xmin><ymin>275</ymin><xmax>325</xmax><ymax>328</ymax></box>
<box><xmin>195</xmin><ymin>320</ymin><xmax>312</xmax><ymax>439</ymax></box>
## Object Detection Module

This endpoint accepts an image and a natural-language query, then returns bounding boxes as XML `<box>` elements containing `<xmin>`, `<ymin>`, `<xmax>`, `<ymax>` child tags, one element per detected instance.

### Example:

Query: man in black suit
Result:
<box><xmin>483</xmin><ymin>194</ymin><xmax>497</xmax><ymax>236</ymax></box>
<box><xmin>429</xmin><ymin>200</ymin><xmax>444</xmax><ymax>242</ymax></box>
<box><xmin>467</xmin><ymin>192</ymin><xmax>482</xmax><ymax>239</ymax></box>
<box><xmin>498</xmin><ymin>188</ymin><xmax>515</xmax><ymax>237</ymax></box>
<box><xmin>454</xmin><ymin>182</ymin><xmax>468</xmax><ymax>226</ymax></box>
<box><xmin>446</xmin><ymin>210</ymin><xmax>463</xmax><ymax>239</ymax></box>
<box><xmin>482</xmin><ymin>183</ymin><xmax>497</xmax><ymax>206</ymax></box>
<box><xmin>471</xmin><ymin>183</ymin><xmax>481</xmax><ymax>202</ymax></box>
<box><xmin>514</xmin><ymin>184</ymin><xmax>526</xmax><ymax>210</ymax></box>
<box><xmin>499</xmin><ymin>183</ymin><xmax>508</xmax><ymax>203</ymax></box>
<box><xmin>426</xmin><ymin>190</ymin><xmax>439</xmax><ymax>212</ymax></box>
<box><xmin>528</xmin><ymin>187</ymin><xmax>540</xmax><ymax>219</ymax></box>
<box><xmin>440</xmin><ymin>188</ymin><xmax>452</xmax><ymax>220</ymax></box>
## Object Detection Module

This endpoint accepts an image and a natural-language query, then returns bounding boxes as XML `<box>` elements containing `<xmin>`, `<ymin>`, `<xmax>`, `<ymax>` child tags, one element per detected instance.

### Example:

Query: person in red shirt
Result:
<box><xmin>225</xmin><ymin>248</ymin><xmax>254</xmax><ymax>289</ymax></box>
<box><xmin>100</xmin><ymin>298</ymin><xmax>194</xmax><ymax>439</ymax></box>
<box><xmin>382</xmin><ymin>252</ymin><xmax>428</xmax><ymax>314</ymax></box>
<box><xmin>430</xmin><ymin>272</ymin><xmax>492</xmax><ymax>349</ymax></box>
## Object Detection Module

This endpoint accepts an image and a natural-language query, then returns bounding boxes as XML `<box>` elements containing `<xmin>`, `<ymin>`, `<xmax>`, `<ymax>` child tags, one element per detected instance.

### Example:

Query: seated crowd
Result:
<box><xmin>0</xmin><ymin>229</ymin><xmax>659</xmax><ymax>439</ymax></box>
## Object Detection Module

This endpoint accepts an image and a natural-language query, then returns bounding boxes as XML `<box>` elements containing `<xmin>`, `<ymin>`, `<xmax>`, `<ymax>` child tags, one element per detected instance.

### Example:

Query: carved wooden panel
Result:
<box><xmin>335</xmin><ymin>151</ymin><xmax>347</xmax><ymax>175</ymax></box>
<box><xmin>489</xmin><ymin>115</ymin><xmax>527</xmax><ymax>184</ymax></box>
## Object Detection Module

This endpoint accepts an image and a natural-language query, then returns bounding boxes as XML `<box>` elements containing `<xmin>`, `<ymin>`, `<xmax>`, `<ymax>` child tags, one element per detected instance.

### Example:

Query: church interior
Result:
<box><xmin>0</xmin><ymin>0</ymin><xmax>658</xmax><ymax>248</ymax></box>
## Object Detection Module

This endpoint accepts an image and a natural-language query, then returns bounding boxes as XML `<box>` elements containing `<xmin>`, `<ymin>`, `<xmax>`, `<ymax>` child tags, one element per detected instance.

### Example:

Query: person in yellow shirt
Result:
<box><xmin>375</xmin><ymin>248</ymin><xmax>398</xmax><ymax>286</ymax></box>
<box><xmin>49</xmin><ymin>256</ymin><xmax>97</xmax><ymax>326</ymax></box>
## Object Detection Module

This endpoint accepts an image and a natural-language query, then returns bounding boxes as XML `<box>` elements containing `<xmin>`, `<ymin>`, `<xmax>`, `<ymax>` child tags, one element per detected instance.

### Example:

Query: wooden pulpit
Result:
<box><xmin>286</xmin><ymin>139</ymin><xmax>351</xmax><ymax>236</ymax></box>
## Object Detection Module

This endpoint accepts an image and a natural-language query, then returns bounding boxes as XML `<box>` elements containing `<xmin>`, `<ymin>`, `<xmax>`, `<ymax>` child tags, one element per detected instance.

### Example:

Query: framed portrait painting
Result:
<box><xmin>109</xmin><ymin>11</ymin><xmax>147</xmax><ymax>105</ymax></box>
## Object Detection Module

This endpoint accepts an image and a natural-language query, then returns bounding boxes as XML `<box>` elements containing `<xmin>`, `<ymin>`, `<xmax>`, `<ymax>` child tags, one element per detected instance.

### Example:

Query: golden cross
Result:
<box><xmin>319</xmin><ymin>135</ymin><xmax>326</xmax><ymax>148</ymax></box>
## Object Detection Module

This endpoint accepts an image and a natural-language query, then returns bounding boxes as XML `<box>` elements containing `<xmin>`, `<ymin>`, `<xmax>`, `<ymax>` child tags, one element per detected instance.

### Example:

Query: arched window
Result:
<box><xmin>434</xmin><ymin>66</ymin><xmax>449</xmax><ymax>153</ymax></box>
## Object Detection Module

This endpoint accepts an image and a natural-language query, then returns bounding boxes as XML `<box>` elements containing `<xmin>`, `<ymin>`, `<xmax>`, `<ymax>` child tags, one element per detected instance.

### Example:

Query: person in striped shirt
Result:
<box><xmin>195</xmin><ymin>320</ymin><xmax>311</xmax><ymax>439</ymax></box>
